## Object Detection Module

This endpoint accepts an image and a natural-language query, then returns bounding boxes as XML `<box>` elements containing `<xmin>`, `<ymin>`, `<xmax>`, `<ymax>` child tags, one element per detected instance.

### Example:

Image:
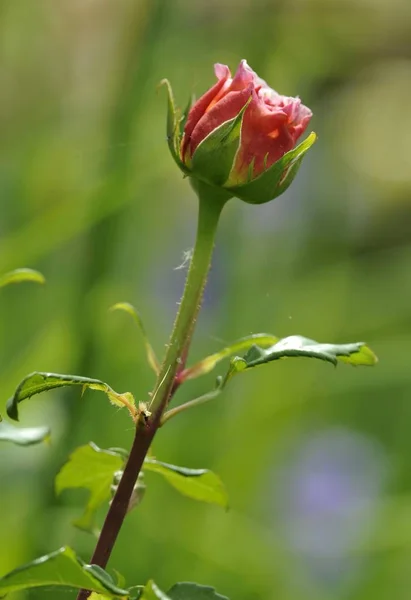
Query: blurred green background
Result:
<box><xmin>1</xmin><ymin>0</ymin><xmax>411</xmax><ymax>598</ymax></box>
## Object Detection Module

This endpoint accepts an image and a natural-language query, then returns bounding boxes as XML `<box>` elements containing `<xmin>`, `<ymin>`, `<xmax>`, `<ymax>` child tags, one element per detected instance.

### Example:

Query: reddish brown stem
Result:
<box><xmin>76</xmin><ymin>412</ymin><xmax>161</xmax><ymax>600</ymax></box>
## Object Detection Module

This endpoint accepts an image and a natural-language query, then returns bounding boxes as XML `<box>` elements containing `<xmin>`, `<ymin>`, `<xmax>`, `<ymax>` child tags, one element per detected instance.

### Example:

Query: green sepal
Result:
<box><xmin>228</xmin><ymin>132</ymin><xmax>316</xmax><ymax>204</ymax></box>
<box><xmin>179</xmin><ymin>93</ymin><xmax>196</xmax><ymax>137</ymax></box>
<box><xmin>191</xmin><ymin>100</ymin><xmax>250</xmax><ymax>186</ymax></box>
<box><xmin>160</xmin><ymin>79</ymin><xmax>189</xmax><ymax>174</ymax></box>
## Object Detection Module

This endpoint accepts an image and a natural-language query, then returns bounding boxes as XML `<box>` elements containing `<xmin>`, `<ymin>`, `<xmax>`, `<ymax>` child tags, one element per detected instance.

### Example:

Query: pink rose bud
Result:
<box><xmin>164</xmin><ymin>60</ymin><xmax>316</xmax><ymax>205</ymax></box>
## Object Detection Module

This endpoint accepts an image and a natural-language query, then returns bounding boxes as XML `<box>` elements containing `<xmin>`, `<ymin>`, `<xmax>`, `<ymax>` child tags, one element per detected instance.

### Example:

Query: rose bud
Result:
<box><xmin>163</xmin><ymin>60</ymin><xmax>316</xmax><ymax>205</ymax></box>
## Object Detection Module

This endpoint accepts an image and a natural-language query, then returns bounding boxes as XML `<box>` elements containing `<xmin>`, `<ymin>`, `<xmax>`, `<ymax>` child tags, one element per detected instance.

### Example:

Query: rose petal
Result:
<box><xmin>180</xmin><ymin>59</ymin><xmax>313</xmax><ymax>185</ymax></box>
<box><xmin>230</xmin><ymin>59</ymin><xmax>257</xmax><ymax>90</ymax></box>
<box><xmin>233</xmin><ymin>90</ymin><xmax>298</xmax><ymax>180</ymax></box>
<box><xmin>214</xmin><ymin>63</ymin><xmax>231</xmax><ymax>80</ymax></box>
<box><xmin>181</xmin><ymin>65</ymin><xmax>232</xmax><ymax>159</ymax></box>
<box><xmin>188</xmin><ymin>86</ymin><xmax>253</xmax><ymax>158</ymax></box>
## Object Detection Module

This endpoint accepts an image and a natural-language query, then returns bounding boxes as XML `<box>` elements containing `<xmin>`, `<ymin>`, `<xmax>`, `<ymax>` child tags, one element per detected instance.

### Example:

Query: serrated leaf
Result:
<box><xmin>0</xmin><ymin>546</ymin><xmax>129</xmax><ymax>597</ymax></box>
<box><xmin>140</xmin><ymin>580</ymin><xmax>171</xmax><ymax>600</ymax></box>
<box><xmin>55</xmin><ymin>442</ymin><xmax>124</xmax><ymax>533</ymax></box>
<box><xmin>241</xmin><ymin>335</ymin><xmax>378</xmax><ymax>368</ymax></box>
<box><xmin>228</xmin><ymin>132</ymin><xmax>316</xmax><ymax>204</ymax></box>
<box><xmin>191</xmin><ymin>100</ymin><xmax>250</xmax><ymax>186</ymax></box>
<box><xmin>165</xmin><ymin>335</ymin><xmax>376</xmax><ymax>425</ymax></box>
<box><xmin>6</xmin><ymin>372</ymin><xmax>136</xmax><ymax>421</ymax></box>
<box><xmin>144</xmin><ymin>458</ymin><xmax>228</xmax><ymax>508</ymax></box>
<box><xmin>0</xmin><ymin>419</ymin><xmax>49</xmax><ymax>446</ymax></box>
<box><xmin>167</xmin><ymin>582</ymin><xmax>229</xmax><ymax>600</ymax></box>
<box><xmin>180</xmin><ymin>333</ymin><xmax>279</xmax><ymax>381</ymax></box>
<box><xmin>110</xmin><ymin>302</ymin><xmax>159</xmax><ymax>374</ymax></box>
<box><xmin>0</xmin><ymin>268</ymin><xmax>45</xmax><ymax>288</ymax></box>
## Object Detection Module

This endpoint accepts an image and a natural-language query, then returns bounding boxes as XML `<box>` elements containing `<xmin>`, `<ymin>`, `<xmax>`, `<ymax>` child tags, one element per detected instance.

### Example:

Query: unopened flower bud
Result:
<box><xmin>164</xmin><ymin>60</ymin><xmax>315</xmax><ymax>204</ymax></box>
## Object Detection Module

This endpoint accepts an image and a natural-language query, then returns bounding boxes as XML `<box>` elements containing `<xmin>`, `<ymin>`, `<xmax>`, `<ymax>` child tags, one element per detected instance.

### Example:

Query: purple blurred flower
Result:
<box><xmin>273</xmin><ymin>428</ymin><xmax>388</xmax><ymax>592</ymax></box>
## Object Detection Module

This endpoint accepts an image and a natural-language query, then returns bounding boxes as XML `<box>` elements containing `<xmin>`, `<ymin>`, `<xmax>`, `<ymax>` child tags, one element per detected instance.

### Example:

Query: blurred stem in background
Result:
<box><xmin>33</xmin><ymin>0</ymin><xmax>169</xmax><ymax>559</ymax></box>
<box><xmin>71</xmin><ymin>0</ymin><xmax>168</xmax><ymax>417</ymax></box>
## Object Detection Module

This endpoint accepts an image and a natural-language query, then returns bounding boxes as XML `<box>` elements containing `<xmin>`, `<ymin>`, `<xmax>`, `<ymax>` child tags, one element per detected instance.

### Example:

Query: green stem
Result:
<box><xmin>76</xmin><ymin>182</ymin><xmax>230</xmax><ymax>599</ymax></box>
<box><xmin>149</xmin><ymin>182</ymin><xmax>231</xmax><ymax>414</ymax></box>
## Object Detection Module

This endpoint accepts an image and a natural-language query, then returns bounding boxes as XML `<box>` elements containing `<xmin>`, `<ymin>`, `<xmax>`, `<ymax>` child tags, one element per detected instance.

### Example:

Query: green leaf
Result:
<box><xmin>110</xmin><ymin>302</ymin><xmax>159</xmax><ymax>374</ymax></box>
<box><xmin>337</xmin><ymin>344</ymin><xmax>378</xmax><ymax>366</ymax></box>
<box><xmin>55</xmin><ymin>442</ymin><xmax>124</xmax><ymax>533</ymax></box>
<box><xmin>180</xmin><ymin>333</ymin><xmax>279</xmax><ymax>381</ymax></box>
<box><xmin>191</xmin><ymin>101</ymin><xmax>250</xmax><ymax>186</ymax></box>
<box><xmin>228</xmin><ymin>132</ymin><xmax>317</xmax><ymax>204</ymax></box>
<box><xmin>140</xmin><ymin>580</ymin><xmax>171</xmax><ymax>600</ymax></box>
<box><xmin>0</xmin><ymin>546</ymin><xmax>129</xmax><ymax>597</ymax></box>
<box><xmin>164</xmin><ymin>333</ymin><xmax>377</xmax><ymax>430</ymax></box>
<box><xmin>144</xmin><ymin>458</ymin><xmax>228</xmax><ymax>508</ymax></box>
<box><xmin>164</xmin><ymin>334</ymin><xmax>376</xmax><ymax>425</ymax></box>
<box><xmin>0</xmin><ymin>268</ymin><xmax>45</xmax><ymax>288</ymax></box>
<box><xmin>0</xmin><ymin>419</ymin><xmax>49</xmax><ymax>446</ymax></box>
<box><xmin>241</xmin><ymin>335</ymin><xmax>378</xmax><ymax>369</ymax></box>
<box><xmin>7</xmin><ymin>372</ymin><xmax>136</xmax><ymax>421</ymax></box>
<box><xmin>168</xmin><ymin>582</ymin><xmax>229</xmax><ymax>600</ymax></box>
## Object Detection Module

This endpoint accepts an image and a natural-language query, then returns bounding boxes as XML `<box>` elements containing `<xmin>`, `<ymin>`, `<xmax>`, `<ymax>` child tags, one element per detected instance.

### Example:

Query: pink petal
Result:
<box><xmin>233</xmin><ymin>90</ymin><xmax>297</xmax><ymax>181</ymax></box>
<box><xmin>181</xmin><ymin>65</ymin><xmax>232</xmax><ymax>159</ymax></box>
<box><xmin>230</xmin><ymin>60</ymin><xmax>256</xmax><ymax>90</ymax></box>
<box><xmin>214</xmin><ymin>63</ymin><xmax>231</xmax><ymax>80</ymax></box>
<box><xmin>188</xmin><ymin>86</ymin><xmax>253</xmax><ymax>157</ymax></box>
